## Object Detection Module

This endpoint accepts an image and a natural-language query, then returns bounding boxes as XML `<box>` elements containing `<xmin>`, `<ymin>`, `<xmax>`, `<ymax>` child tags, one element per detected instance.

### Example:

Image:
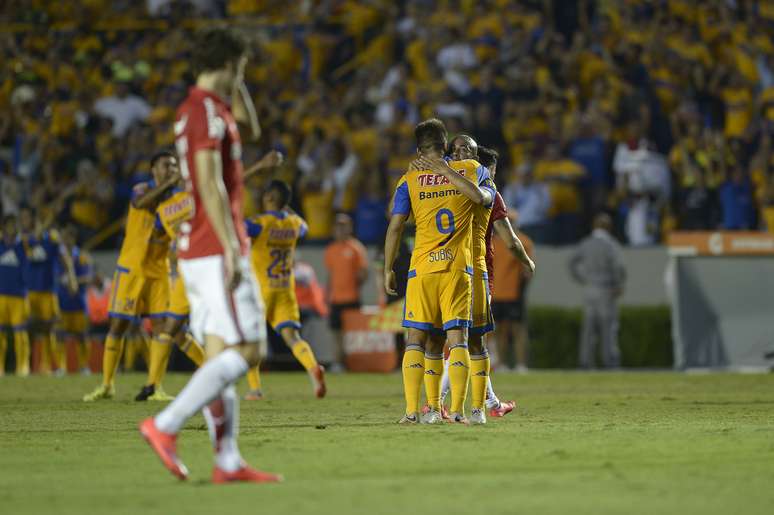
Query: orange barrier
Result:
<box><xmin>342</xmin><ymin>307</ymin><xmax>398</xmax><ymax>372</ymax></box>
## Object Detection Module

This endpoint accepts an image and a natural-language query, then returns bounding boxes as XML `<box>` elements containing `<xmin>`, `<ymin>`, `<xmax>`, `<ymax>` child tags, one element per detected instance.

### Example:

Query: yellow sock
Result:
<box><xmin>52</xmin><ymin>334</ymin><xmax>66</xmax><ymax>372</ymax></box>
<box><xmin>290</xmin><ymin>340</ymin><xmax>318</xmax><ymax>372</ymax></box>
<box><xmin>470</xmin><ymin>353</ymin><xmax>490</xmax><ymax>410</ymax></box>
<box><xmin>0</xmin><ymin>333</ymin><xmax>7</xmax><ymax>375</ymax></box>
<box><xmin>246</xmin><ymin>366</ymin><xmax>262</xmax><ymax>391</ymax></box>
<box><xmin>448</xmin><ymin>344</ymin><xmax>471</xmax><ymax>415</ymax></box>
<box><xmin>402</xmin><ymin>345</ymin><xmax>424</xmax><ymax>415</ymax></box>
<box><xmin>424</xmin><ymin>353</ymin><xmax>444</xmax><ymax>411</ymax></box>
<box><xmin>177</xmin><ymin>333</ymin><xmax>205</xmax><ymax>367</ymax></box>
<box><xmin>13</xmin><ymin>332</ymin><xmax>30</xmax><ymax>376</ymax></box>
<box><xmin>147</xmin><ymin>333</ymin><xmax>174</xmax><ymax>387</ymax></box>
<box><xmin>102</xmin><ymin>334</ymin><xmax>124</xmax><ymax>386</ymax></box>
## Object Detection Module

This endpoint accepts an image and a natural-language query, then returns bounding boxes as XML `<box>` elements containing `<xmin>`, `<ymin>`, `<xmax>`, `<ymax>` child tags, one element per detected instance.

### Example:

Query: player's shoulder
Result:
<box><xmin>448</xmin><ymin>158</ymin><xmax>482</xmax><ymax>174</ymax></box>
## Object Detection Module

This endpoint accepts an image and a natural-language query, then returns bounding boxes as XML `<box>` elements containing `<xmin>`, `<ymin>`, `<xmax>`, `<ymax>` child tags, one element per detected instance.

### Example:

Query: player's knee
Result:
<box><xmin>108</xmin><ymin>318</ymin><xmax>130</xmax><ymax>337</ymax></box>
<box><xmin>240</xmin><ymin>340</ymin><xmax>267</xmax><ymax>367</ymax></box>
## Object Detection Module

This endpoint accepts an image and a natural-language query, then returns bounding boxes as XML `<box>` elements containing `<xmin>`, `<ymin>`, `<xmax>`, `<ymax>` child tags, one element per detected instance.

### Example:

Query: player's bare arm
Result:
<box><xmin>232</xmin><ymin>79</ymin><xmax>260</xmax><ymax>142</ymax></box>
<box><xmin>132</xmin><ymin>174</ymin><xmax>180</xmax><ymax>211</ymax></box>
<box><xmin>493</xmin><ymin>218</ymin><xmax>536</xmax><ymax>277</ymax></box>
<box><xmin>58</xmin><ymin>243</ymin><xmax>79</xmax><ymax>294</ymax></box>
<box><xmin>412</xmin><ymin>155</ymin><xmax>493</xmax><ymax>205</ymax></box>
<box><xmin>194</xmin><ymin>148</ymin><xmax>243</xmax><ymax>290</ymax></box>
<box><xmin>383</xmin><ymin>213</ymin><xmax>408</xmax><ymax>296</ymax></box>
<box><xmin>243</xmin><ymin>150</ymin><xmax>284</xmax><ymax>180</ymax></box>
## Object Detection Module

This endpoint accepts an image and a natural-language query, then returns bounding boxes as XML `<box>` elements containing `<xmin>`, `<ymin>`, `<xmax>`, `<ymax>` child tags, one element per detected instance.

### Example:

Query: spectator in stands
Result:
<box><xmin>613</xmin><ymin>121</ymin><xmax>670</xmax><ymax>246</ymax></box>
<box><xmin>324</xmin><ymin>214</ymin><xmax>368</xmax><ymax>372</ymax></box>
<box><xmin>569</xmin><ymin>213</ymin><xmax>626</xmax><ymax>369</ymax></box>
<box><xmin>353</xmin><ymin>169</ymin><xmax>389</xmax><ymax>246</ymax></box>
<box><xmin>534</xmin><ymin>141</ymin><xmax>586</xmax><ymax>244</ymax></box>
<box><xmin>93</xmin><ymin>81</ymin><xmax>151</xmax><ymax>138</ymax></box>
<box><xmin>719</xmin><ymin>166</ymin><xmax>756</xmax><ymax>230</ymax></box>
<box><xmin>502</xmin><ymin>161</ymin><xmax>551</xmax><ymax>244</ymax></box>
<box><xmin>491</xmin><ymin>215</ymin><xmax>534</xmax><ymax>373</ymax></box>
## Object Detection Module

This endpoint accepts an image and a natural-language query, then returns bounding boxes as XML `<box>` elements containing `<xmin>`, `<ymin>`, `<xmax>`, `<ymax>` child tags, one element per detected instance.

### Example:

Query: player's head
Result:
<box><xmin>2</xmin><ymin>214</ymin><xmax>17</xmax><ymax>239</ymax></box>
<box><xmin>262</xmin><ymin>179</ymin><xmax>292</xmax><ymax>211</ymax></box>
<box><xmin>150</xmin><ymin>150</ymin><xmax>178</xmax><ymax>185</ymax></box>
<box><xmin>18</xmin><ymin>204</ymin><xmax>34</xmax><ymax>232</ymax></box>
<box><xmin>192</xmin><ymin>28</ymin><xmax>249</xmax><ymax>92</ymax></box>
<box><xmin>449</xmin><ymin>134</ymin><xmax>478</xmax><ymax>161</ymax></box>
<box><xmin>414</xmin><ymin>118</ymin><xmax>448</xmax><ymax>158</ymax></box>
<box><xmin>592</xmin><ymin>212</ymin><xmax>613</xmax><ymax>233</ymax></box>
<box><xmin>333</xmin><ymin>213</ymin><xmax>353</xmax><ymax>241</ymax></box>
<box><xmin>478</xmin><ymin>146</ymin><xmax>499</xmax><ymax>179</ymax></box>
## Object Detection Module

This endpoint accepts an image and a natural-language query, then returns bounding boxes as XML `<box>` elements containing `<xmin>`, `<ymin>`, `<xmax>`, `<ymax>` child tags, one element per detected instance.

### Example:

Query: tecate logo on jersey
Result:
<box><xmin>416</xmin><ymin>169</ymin><xmax>466</xmax><ymax>187</ymax></box>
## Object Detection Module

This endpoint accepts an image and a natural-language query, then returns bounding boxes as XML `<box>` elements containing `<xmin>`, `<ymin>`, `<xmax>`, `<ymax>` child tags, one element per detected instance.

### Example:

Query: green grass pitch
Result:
<box><xmin>1</xmin><ymin>371</ymin><xmax>773</xmax><ymax>515</ymax></box>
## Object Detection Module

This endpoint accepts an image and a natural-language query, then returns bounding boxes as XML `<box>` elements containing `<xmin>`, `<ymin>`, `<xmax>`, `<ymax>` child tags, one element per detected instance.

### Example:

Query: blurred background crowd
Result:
<box><xmin>2</xmin><ymin>0</ymin><xmax>774</xmax><ymax>248</ymax></box>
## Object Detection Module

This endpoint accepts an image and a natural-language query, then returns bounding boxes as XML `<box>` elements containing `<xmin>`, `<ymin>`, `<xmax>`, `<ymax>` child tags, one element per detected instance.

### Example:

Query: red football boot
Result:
<box><xmin>310</xmin><ymin>364</ymin><xmax>327</xmax><ymax>399</ymax></box>
<box><xmin>212</xmin><ymin>463</ymin><xmax>283</xmax><ymax>484</ymax></box>
<box><xmin>139</xmin><ymin>418</ymin><xmax>189</xmax><ymax>480</ymax></box>
<box><xmin>489</xmin><ymin>400</ymin><xmax>516</xmax><ymax>418</ymax></box>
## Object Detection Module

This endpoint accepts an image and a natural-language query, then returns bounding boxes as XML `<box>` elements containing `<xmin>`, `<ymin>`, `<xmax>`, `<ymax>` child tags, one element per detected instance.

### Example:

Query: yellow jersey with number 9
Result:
<box><xmin>245</xmin><ymin>211</ymin><xmax>308</xmax><ymax>291</ymax></box>
<box><xmin>391</xmin><ymin>158</ymin><xmax>495</xmax><ymax>276</ymax></box>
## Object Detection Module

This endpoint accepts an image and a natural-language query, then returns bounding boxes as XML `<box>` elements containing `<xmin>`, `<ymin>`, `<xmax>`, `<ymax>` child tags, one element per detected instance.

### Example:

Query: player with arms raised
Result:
<box><xmin>384</xmin><ymin>118</ymin><xmax>495</xmax><ymax>424</ymax></box>
<box><xmin>243</xmin><ymin>179</ymin><xmax>326</xmax><ymax>400</ymax></box>
<box><xmin>140</xmin><ymin>28</ymin><xmax>281</xmax><ymax>484</ymax></box>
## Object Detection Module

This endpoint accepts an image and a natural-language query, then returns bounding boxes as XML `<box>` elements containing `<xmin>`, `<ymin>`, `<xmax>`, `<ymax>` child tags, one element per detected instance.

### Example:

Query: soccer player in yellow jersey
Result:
<box><xmin>244</xmin><ymin>180</ymin><xmax>327</xmax><ymax>400</ymax></box>
<box><xmin>384</xmin><ymin>118</ymin><xmax>495</xmax><ymax>424</ymax></box>
<box><xmin>134</xmin><ymin>180</ymin><xmax>207</xmax><ymax>401</ymax></box>
<box><xmin>83</xmin><ymin>151</ymin><xmax>180</xmax><ymax>401</ymax></box>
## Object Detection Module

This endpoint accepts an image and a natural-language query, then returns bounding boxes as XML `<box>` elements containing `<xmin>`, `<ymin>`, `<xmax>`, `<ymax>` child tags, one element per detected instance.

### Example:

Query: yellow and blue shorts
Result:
<box><xmin>0</xmin><ymin>294</ymin><xmax>30</xmax><ymax>330</ymax></box>
<box><xmin>109</xmin><ymin>267</ymin><xmax>169</xmax><ymax>320</ymax></box>
<box><xmin>166</xmin><ymin>274</ymin><xmax>190</xmax><ymax>320</ymax></box>
<box><xmin>28</xmin><ymin>291</ymin><xmax>60</xmax><ymax>323</ymax></box>
<box><xmin>403</xmin><ymin>268</ymin><xmax>472</xmax><ymax>332</ymax></box>
<box><xmin>60</xmin><ymin>311</ymin><xmax>88</xmax><ymax>334</ymax></box>
<box><xmin>264</xmin><ymin>288</ymin><xmax>301</xmax><ymax>332</ymax></box>
<box><xmin>470</xmin><ymin>269</ymin><xmax>494</xmax><ymax>335</ymax></box>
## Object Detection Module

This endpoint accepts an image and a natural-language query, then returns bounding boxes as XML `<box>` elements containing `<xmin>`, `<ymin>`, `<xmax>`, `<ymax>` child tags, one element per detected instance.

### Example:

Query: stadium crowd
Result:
<box><xmin>1</xmin><ymin>0</ymin><xmax>774</xmax><ymax>247</ymax></box>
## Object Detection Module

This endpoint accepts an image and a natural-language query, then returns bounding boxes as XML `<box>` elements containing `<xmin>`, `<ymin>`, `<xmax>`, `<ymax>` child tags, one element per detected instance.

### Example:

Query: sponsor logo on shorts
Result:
<box><xmin>407</xmin><ymin>311</ymin><xmax>414</xmax><ymax>319</ymax></box>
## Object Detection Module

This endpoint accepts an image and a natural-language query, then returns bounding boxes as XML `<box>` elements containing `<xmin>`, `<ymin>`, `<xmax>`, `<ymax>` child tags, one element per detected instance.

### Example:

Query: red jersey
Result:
<box><xmin>174</xmin><ymin>86</ymin><xmax>249</xmax><ymax>259</ymax></box>
<box><xmin>484</xmin><ymin>191</ymin><xmax>509</xmax><ymax>291</ymax></box>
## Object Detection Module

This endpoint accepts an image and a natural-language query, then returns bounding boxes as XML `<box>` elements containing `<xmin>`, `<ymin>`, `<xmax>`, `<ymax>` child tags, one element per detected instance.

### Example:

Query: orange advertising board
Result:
<box><xmin>667</xmin><ymin>232</ymin><xmax>774</xmax><ymax>256</ymax></box>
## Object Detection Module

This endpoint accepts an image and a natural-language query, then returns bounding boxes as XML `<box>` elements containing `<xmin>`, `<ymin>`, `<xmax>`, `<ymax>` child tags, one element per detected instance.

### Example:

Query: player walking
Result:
<box><xmin>384</xmin><ymin>118</ymin><xmax>495</xmax><ymax>424</ymax></box>
<box><xmin>140</xmin><ymin>28</ymin><xmax>281</xmax><ymax>484</ymax></box>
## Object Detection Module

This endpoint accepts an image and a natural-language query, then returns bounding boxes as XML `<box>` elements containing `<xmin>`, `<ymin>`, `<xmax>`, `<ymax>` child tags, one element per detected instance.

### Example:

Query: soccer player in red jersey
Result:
<box><xmin>139</xmin><ymin>28</ymin><xmax>280</xmax><ymax>484</ymax></box>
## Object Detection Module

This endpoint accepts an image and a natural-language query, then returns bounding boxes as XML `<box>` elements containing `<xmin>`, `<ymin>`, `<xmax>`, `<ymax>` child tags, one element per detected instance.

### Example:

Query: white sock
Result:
<box><xmin>485</xmin><ymin>377</ymin><xmax>500</xmax><ymax>409</ymax></box>
<box><xmin>439</xmin><ymin>358</ymin><xmax>450</xmax><ymax>404</ymax></box>
<box><xmin>155</xmin><ymin>348</ymin><xmax>249</xmax><ymax>434</ymax></box>
<box><xmin>216</xmin><ymin>385</ymin><xmax>242</xmax><ymax>471</ymax></box>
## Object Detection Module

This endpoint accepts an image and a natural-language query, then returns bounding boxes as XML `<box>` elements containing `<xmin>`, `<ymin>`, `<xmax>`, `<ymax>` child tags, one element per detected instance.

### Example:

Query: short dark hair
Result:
<box><xmin>478</xmin><ymin>146</ymin><xmax>499</xmax><ymax>168</ymax></box>
<box><xmin>150</xmin><ymin>149</ymin><xmax>176</xmax><ymax>169</ymax></box>
<box><xmin>3</xmin><ymin>214</ymin><xmax>17</xmax><ymax>226</ymax></box>
<box><xmin>265</xmin><ymin>179</ymin><xmax>292</xmax><ymax>207</ymax></box>
<box><xmin>18</xmin><ymin>203</ymin><xmax>34</xmax><ymax>216</ymax></box>
<box><xmin>415</xmin><ymin>118</ymin><xmax>447</xmax><ymax>153</ymax></box>
<box><xmin>192</xmin><ymin>28</ymin><xmax>248</xmax><ymax>75</ymax></box>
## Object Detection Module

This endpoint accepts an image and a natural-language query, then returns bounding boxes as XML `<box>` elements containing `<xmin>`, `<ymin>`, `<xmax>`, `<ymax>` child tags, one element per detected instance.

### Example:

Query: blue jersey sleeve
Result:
<box><xmin>154</xmin><ymin>213</ymin><xmax>164</xmax><ymax>231</ymax></box>
<box><xmin>475</xmin><ymin>165</ymin><xmax>496</xmax><ymax>208</ymax></box>
<box><xmin>298</xmin><ymin>220</ymin><xmax>308</xmax><ymax>240</ymax></box>
<box><xmin>245</xmin><ymin>218</ymin><xmax>262</xmax><ymax>238</ymax></box>
<box><xmin>391</xmin><ymin>181</ymin><xmax>411</xmax><ymax>215</ymax></box>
